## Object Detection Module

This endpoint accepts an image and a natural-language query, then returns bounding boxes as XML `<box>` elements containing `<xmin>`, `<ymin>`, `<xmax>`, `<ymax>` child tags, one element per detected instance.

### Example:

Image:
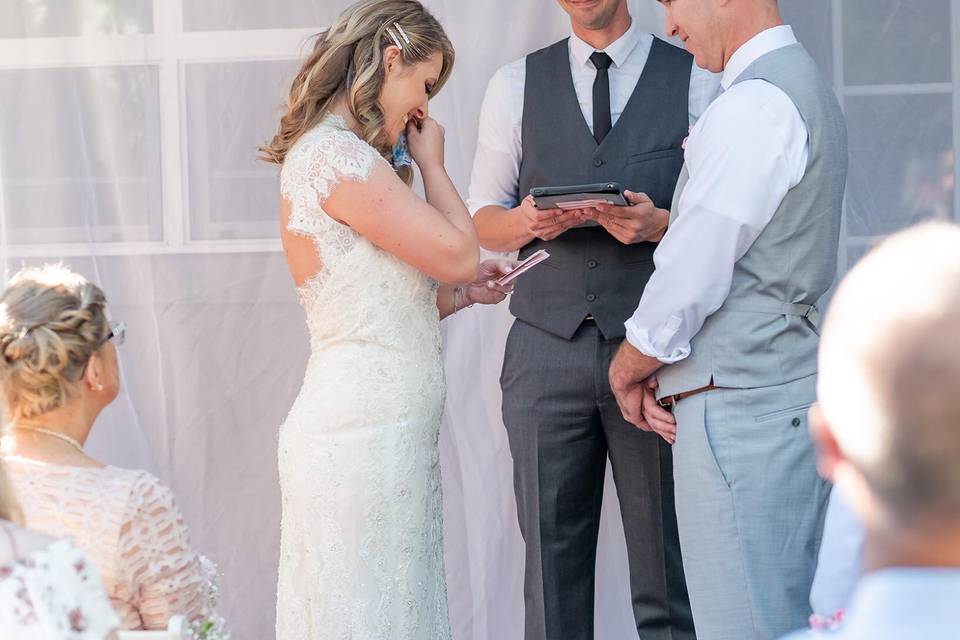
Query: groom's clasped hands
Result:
<box><xmin>609</xmin><ymin>346</ymin><xmax>678</xmax><ymax>444</ymax></box>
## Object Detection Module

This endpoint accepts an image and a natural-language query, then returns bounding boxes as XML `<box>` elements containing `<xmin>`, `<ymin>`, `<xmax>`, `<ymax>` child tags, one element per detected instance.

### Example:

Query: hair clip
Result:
<box><xmin>394</xmin><ymin>23</ymin><xmax>411</xmax><ymax>45</ymax></box>
<box><xmin>17</xmin><ymin>324</ymin><xmax>38</xmax><ymax>340</ymax></box>
<box><xmin>386</xmin><ymin>27</ymin><xmax>404</xmax><ymax>50</ymax></box>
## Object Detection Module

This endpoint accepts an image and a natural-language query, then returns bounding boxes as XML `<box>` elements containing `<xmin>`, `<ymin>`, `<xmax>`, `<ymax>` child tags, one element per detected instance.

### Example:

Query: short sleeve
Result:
<box><xmin>466</xmin><ymin>60</ymin><xmax>525</xmax><ymax>215</ymax></box>
<box><xmin>117</xmin><ymin>473</ymin><xmax>217</xmax><ymax>630</ymax></box>
<box><xmin>281</xmin><ymin>124</ymin><xmax>382</xmax><ymax>237</ymax></box>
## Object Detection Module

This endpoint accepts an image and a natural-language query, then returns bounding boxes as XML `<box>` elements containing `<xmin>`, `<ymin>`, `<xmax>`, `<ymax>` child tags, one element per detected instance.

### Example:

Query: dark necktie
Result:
<box><xmin>589</xmin><ymin>51</ymin><xmax>613</xmax><ymax>144</ymax></box>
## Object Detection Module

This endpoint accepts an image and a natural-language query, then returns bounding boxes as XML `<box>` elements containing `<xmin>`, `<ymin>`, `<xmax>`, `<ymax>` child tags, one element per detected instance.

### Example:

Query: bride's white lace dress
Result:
<box><xmin>275</xmin><ymin>114</ymin><xmax>450</xmax><ymax>640</ymax></box>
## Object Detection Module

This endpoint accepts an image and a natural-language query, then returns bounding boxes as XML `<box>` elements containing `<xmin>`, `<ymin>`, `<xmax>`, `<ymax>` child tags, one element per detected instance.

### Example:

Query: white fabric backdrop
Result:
<box><xmin>0</xmin><ymin>1</ymin><xmax>956</xmax><ymax>638</ymax></box>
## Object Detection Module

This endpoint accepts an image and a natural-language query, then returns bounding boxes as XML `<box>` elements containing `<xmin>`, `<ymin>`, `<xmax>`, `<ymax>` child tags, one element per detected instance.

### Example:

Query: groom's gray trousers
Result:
<box><xmin>501</xmin><ymin>318</ymin><xmax>694</xmax><ymax>640</ymax></box>
<box><xmin>671</xmin><ymin>374</ymin><xmax>830</xmax><ymax>639</ymax></box>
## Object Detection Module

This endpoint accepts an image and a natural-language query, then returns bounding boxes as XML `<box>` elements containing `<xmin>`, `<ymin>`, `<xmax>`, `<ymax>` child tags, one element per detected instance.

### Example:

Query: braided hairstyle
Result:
<box><xmin>0</xmin><ymin>265</ymin><xmax>108</xmax><ymax>421</ymax></box>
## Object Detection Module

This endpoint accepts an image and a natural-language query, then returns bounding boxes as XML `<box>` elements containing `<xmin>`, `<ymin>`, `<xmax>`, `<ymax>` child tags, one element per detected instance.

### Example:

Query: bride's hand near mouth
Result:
<box><xmin>406</xmin><ymin>116</ymin><xmax>444</xmax><ymax>169</ymax></box>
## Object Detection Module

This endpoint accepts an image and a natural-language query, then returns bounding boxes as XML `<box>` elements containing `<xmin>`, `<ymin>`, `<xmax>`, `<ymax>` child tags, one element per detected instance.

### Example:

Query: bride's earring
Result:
<box><xmin>92</xmin><ymin>383</ymin><xmax>104</xmax><ymax>392</ymax></box>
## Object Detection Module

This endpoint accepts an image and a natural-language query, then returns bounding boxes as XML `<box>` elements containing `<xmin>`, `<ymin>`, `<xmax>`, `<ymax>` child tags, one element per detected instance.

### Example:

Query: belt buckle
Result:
<box><xmin>657</xmin><ymin>395</ymin><xmax>676</xmax><ymax>409</ymax></box>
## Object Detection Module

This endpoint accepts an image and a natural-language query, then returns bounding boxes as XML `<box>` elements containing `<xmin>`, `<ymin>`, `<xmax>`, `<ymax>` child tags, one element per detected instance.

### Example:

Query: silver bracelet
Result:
<box><xmin>453</xmin><ymin>285</ymin><xmax>473</xmax><ymax>314</ymax></box>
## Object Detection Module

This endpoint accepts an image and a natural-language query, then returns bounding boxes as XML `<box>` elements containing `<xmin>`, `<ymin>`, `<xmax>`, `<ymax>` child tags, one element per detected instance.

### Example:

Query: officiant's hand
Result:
<box><xmin>520</xmin><ymin>196</ymin><xmax>588</xmax><ymax>242</ymax></box>
<box><xmin>640</xmin><ymin>376</ymin><xmax>677</xmax><ymax>444</ymax></box>
<box><xmin>464</xmin><ymin>258</ymin><xmax>521</xmax><ymax>306</ymax></box>
<box><xmin>586</xmin><ymin>190</ymin><xmax>668</xmax><ymax>244</ymax></box>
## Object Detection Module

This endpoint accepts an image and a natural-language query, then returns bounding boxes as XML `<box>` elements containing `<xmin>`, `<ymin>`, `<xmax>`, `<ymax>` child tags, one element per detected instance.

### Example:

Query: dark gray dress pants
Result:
<box><xmin>501</xmin><ymin>319</ymin><xmax>694</xmax><ymax>640</ymax></box>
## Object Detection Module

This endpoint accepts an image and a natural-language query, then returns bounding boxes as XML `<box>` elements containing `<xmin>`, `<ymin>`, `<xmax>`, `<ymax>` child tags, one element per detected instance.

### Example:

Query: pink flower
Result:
<box><xmin>809</xmin><ymin>609</ymin><xmax>845</xmax><ymax>631</ymax></box>
<box><xmin>681</xmin><ymin>126</ymin><xmax>692</xmax><ymax>151</ymax></box>
<box><xmin>69</xmin><ymin>607</ymin><xmax>89</xmax><ymax>632</ymax></box>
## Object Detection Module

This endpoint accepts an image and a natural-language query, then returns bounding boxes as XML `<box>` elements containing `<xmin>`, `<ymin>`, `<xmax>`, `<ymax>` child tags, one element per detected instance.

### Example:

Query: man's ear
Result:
<box><xmin>809</xmin><ymin>402</ymin><xmax>842</xmax><ymax>482</ymax></box>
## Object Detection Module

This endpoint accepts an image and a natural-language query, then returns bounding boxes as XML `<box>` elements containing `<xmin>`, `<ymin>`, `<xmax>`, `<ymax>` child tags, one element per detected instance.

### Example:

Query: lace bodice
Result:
<box><xmin>0</xmin><ymin>529</ymin><xmax>119</xmax><ymax>639</ymax></box>
<box><xmin>275</xmin><ymin>115</ymin><xmax>450</xmax><ymax>639</ymax></box>
<box><xmin>280</xmin><ymin>115</ymin><xmax>440</xmax><ymax>355</ymax></box>
<box><xmin>4</xmin><ymin>457</ymin><xmax>217</xmax><ymax>631</ymax></box>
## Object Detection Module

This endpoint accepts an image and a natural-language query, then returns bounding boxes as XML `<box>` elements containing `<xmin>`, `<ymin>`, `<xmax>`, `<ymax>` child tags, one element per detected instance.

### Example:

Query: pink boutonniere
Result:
<box><xmin>809</xmin><ymin>609</ymin><xmax>845</xmax><ymax>632</ymax></box>
<box><xmin>681</xmin><ymin>126</ymin><xmax>692</xmax><ymax>151</ymax></box>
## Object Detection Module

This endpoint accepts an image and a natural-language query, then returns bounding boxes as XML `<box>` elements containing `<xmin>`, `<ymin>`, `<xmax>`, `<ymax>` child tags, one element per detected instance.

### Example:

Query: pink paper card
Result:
<box><xmin>495</xmin><ymin>250</ymin><xmax>550</xmax><ymax>286</ymax></box>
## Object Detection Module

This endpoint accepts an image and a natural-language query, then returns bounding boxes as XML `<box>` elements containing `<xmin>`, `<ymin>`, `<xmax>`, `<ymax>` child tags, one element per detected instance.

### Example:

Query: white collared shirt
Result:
<box><xmin>466</xmin><ymin>20</ymin><xmax>720</xmax><ymax>214</ymax></box>
<box><xmin>780</xmin><ymin>567</ymin><xmax>960</xmax><ymax>639</ymax></box>
<box><xmin>624</xmin><ymin>25</ymin><xmax>811</xmax><ymax>362</ymax></box>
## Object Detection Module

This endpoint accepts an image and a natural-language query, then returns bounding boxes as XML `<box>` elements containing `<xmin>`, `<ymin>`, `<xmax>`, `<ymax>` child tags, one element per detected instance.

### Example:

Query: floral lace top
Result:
<box><xmin>0</xmin><ymin>530</ymin><xmax>119</xmax><ymax>639</ymax></box>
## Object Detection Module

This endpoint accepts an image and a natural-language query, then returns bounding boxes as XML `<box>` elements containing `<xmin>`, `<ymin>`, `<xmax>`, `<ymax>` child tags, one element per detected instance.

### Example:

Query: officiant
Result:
<box><xmin>466</xmin><ymin>1</ymin><xmax>717</xmax><ymax>638</ymax></box>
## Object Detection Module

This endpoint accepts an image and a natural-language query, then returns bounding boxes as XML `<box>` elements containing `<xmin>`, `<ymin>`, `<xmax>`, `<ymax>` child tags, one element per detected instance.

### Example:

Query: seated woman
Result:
<box><xmin>0</xmin><ymin>265</ymin><xmax>222</xmax><ymax>633</ymax></box>
<box><xmin>1</xmin><ymin>455</ymin><xmax>119</xmax><ymax>639</ymax></box>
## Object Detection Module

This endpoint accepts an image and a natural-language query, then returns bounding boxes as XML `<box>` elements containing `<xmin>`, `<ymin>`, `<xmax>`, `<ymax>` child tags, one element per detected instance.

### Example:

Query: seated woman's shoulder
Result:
<box><xmin>84</xmin><ymin>465</ymin><xmax>173</xmax><ymax>509</ymax></box>
<box><xmin>57</xmin><ymin>465</ymin><xmax>183</xmax><ymax>522</ymax></box>
<box><xmin>114</xmin><ymin>468</ymin><xmax>181</xmax><ymax>512</ymax></box>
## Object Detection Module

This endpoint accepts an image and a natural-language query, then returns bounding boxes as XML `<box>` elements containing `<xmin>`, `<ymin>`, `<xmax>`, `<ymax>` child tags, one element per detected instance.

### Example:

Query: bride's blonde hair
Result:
<box><xmin>258</xmin><ymin>0</ymin><xmax>455</xmax><ymax>185</ymax></box>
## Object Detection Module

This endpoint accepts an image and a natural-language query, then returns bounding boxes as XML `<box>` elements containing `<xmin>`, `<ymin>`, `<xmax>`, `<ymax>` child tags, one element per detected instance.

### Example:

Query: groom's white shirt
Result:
<box><xmin>466</xmin><ymin>19</ymin><xmax>718</xmax><ymax>215</ymax></box>
<box><xmin>624</xmin><ymin>25</ymin><xmax>810</xmax><ymax>363</ymax></box>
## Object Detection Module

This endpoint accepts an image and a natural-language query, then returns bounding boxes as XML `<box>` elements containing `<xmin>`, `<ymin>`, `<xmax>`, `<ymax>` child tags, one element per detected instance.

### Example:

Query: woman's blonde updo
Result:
<box><xmin>0</xmin><ymin>265</ymin><xmax>108</xmax><ymax>421</ymax></box>
<box><xmin>258</xmin><ymin>0</ymin><xmax>455</xmax><ymax>185</ymax></box>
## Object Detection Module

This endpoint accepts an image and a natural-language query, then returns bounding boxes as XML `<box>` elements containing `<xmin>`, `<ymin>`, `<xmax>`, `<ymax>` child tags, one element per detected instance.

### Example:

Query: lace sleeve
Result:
<box><xmin>117</xmin><ymin>473</ymin><xmax>216</xmax><ymax>630</ymax></box>
<box><xmin>280</xmin><ymin>124</ymin><xmax>383</xmax><ymax>237</ymax></box>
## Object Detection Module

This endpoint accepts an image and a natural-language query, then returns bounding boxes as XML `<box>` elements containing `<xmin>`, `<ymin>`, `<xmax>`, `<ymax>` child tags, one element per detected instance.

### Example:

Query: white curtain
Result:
<box><xmin>0</xmin><ymin>1</ymin><xmax>954</xmax><ymax>639</ymax></box>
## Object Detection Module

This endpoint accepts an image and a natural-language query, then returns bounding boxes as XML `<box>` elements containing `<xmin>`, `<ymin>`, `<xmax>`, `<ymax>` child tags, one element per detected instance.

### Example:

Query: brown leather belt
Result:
<box><xmin>658</xmin><ymin>383</ymin><xmax>719</xmax><ymax>408</ymax></box>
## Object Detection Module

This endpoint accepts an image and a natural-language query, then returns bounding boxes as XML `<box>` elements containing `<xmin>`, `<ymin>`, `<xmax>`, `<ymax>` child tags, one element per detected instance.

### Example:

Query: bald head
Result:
<box><xmin>658</xmin><ymin>0</ymin><xmax>783</xmax><ymax>73</ymax></box>
<box><xmin>818</xmin><ymin>222</ymin><xmax>960</xmax><ymax>526</ymax></box>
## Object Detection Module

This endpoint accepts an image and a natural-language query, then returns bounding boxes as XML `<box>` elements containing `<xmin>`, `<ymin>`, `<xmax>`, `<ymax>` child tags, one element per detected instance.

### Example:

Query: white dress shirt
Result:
<box><xmin>466</xmin><ymin>19</ymin><xmax>720</xmax><ymax>214</ymax></box>
<box><xmin>624</xmin><ymin>25</ymin><xmax>810</xmax><ymax>362</ymax></box>
<box><xmin>780</xmin><ymin>568</ymin><xmax>960</xmax><ymax>639</ymax></box>
<box><xmin>810</xmin><ymin>489</ymin><xmax>865</xmax><ymax>618</ymax></box>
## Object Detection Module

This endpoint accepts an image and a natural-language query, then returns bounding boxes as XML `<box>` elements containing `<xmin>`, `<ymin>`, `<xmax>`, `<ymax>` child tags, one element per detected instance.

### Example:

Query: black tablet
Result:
<box><xmin>530</xmin><ymin>182</ymin><xmax>628</xmax><ymax>210</ymax></box>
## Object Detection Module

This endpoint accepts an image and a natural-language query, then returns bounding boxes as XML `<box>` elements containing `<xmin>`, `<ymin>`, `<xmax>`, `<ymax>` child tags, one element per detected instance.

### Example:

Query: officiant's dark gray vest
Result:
<box><xmin>658</xmin><ymin>42</ymin><xmax>848</xmax><ymax>397</ymax></box>
<box><xmin>512</xmin><ymin>37</ymin><xmax>692</xmax><ymax>340</ymax></box>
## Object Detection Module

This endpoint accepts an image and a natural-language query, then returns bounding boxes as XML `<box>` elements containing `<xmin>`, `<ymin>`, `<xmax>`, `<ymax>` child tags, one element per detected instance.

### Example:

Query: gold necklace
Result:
<box><xmin>9</xmin><ymin>425</ymin><xmax>85</xmax><ymax>454</ymax></box>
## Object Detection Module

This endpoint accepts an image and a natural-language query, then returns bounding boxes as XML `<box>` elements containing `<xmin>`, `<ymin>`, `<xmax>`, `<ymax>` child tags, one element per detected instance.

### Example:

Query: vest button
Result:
<box><xmin>587</xmin><ymin>260</ymin><xmax>598</xmax><ymax>269</ymax></box>
<box><xmin>791</xmin><ymin>417</ymin><xmax>801</xmax><ymax>428</ymax></box>
<box><xmin>593</xmin><ymin>158</ymin><xmax>603</xmax><ymax>167</ymax></box>
<box><xmin>586</xmin><ymin>293</ymin><xmax>597</xmax><ymax>302</ymax></box>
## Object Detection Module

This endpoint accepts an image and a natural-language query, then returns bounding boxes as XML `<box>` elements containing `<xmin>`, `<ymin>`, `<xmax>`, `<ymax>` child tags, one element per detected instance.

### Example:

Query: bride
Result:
<box><xmin>259</xmin><ymin>1</ymin><xmax>515</xmax><ymax>637</ymax></box>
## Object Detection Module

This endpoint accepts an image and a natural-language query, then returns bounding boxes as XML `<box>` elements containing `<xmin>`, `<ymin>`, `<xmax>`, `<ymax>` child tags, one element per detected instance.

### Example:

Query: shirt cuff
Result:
<box><xmin>624</xmin><ymin>316</ymin><xmax>691</xmax><ymax>364</ymax></box>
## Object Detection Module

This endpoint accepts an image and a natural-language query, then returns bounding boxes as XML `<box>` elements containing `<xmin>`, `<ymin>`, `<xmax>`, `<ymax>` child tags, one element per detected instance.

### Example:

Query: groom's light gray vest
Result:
<box><xmin>658</xmin><ymin>42</ymin><xmax>848</xmax><ymax>397</ymax></box>
<box><xmin>512</xmin><ymin>37</ymin><xmax>692</xmax><ymax>340</ymax></box>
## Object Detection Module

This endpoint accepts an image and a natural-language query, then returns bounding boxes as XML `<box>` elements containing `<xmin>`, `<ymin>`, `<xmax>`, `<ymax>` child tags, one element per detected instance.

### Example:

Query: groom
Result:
<box><xmin>610</xmin><ymin>0</ymin><xmax>847</xmax><ymax>638</ymax></box>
